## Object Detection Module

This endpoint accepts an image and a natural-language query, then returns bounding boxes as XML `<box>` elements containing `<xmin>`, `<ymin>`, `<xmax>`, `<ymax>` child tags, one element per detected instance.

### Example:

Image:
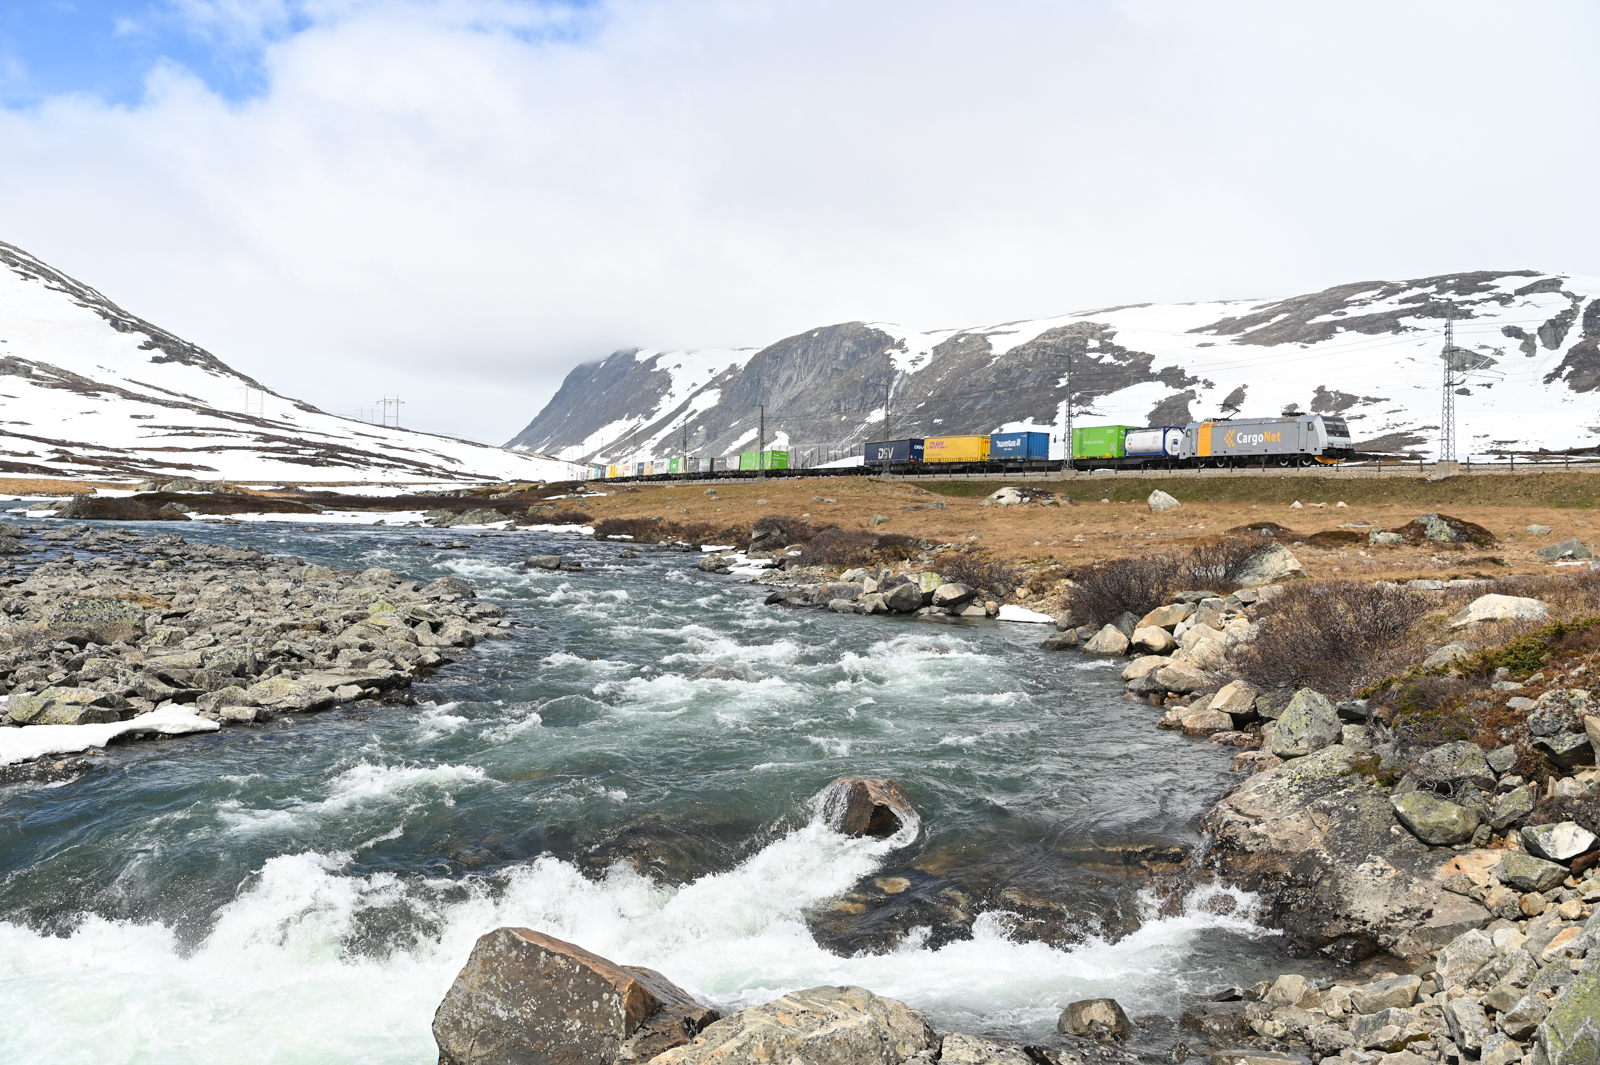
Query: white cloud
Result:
<box><xmin>0</xmin><ymin>0</ymin><xmax>1596</xmax><ymax>443</ymax></box>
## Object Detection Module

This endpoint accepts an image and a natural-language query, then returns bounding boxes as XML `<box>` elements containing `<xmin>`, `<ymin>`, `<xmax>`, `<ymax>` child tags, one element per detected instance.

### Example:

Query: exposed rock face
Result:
<box><xmin>432</xmin><ymin>927</ymin><xmax>717</xmax><ymax>1065</ymax></box>
<box><xmin>651</xmin><ymin>985</ymin><xmax>937</xmax><ymax>1065</ymax></box>
<box><xmin>1203</xmin><ymin>745</ymin><xmax>1489</xmax><ymax>961</ymax></box>
<box><xmin>1534</xmin><ymin>970</ymin><xmax>1600</xmax><ymax>1065</ymax></box>
<box><xmin>822</xmin><ymin>777</ymin><xmax>916</xmax><ymax>838</ymax></box>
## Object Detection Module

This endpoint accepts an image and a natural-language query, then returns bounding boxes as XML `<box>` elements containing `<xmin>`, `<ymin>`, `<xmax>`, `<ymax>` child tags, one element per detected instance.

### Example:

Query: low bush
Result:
<box><xmin>1065</xmin><ymin>537</ymin><xmax>1263</xmax><ymax>627</ymax></box>
<box><xmin>1463</xmin><ymin>617</ymin><xmax>1600</xmax><ymax>678</ymax></box>
<box><xmin>751</xmin><ymin>515</ymin><xmax>817</xmax><ymax>547</ymax></box>
<box><xmin>1306</xmin><ymin>530</ymin><xmax>1362</xmax><ymax>547</ymax></box>
<box><xmin>935</xmin><ymin>552</ymin><xmax>1022</xmax><ymax>597</ymax></box>
<box><xmin>522</xmin><ymin>510</ymin><xmax>593</xmax><ymax>525</ymax></box>
<box><xmin>592</xmin><ymin>516</ymin><xmax>668</xmax><ymax>541</ymax></box>
<box><xmin>1233</xmin><ymin>579</ymin><xmax>1435</xmax><ymax>698</ymax></box>
<box><xmin>798</xmin><ymin>529</ymin><xmax>920</xmax><ymax>567</ymax></box>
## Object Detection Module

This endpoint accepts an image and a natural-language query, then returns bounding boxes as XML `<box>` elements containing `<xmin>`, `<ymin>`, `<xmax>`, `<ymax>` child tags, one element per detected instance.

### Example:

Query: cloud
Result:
<box><xmin>0</xmin><ymin>0</ymin><xmax>1596</xmax><ymax>443</ymax></box>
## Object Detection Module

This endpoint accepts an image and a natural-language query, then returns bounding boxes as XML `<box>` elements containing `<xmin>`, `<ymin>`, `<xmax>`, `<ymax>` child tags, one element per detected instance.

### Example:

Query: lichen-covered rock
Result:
<box><xmin>1497</xmin><ymin>851</ymin><xmax>1569</xmax><ymax>893</ymax></box>
<box><xmin>1234</xmin><ymin>544</ymin><xmax>1306</xmax><ymax>587</ymax></box>
<box><xmin>432</xmin><ymin>927</ymin><xmax>716</xmax><ymax>1065</ymax></box>
<box><xmin>1532</xmin><ymin>971</ymin><xmax>1600</xmax><ymax>1065</ymax></box>
<box><xmin>1448</xmin><ymin>594</ymin><xmax>1548</xmax><ymax>629</ymax></box>
<box><xmin>1391</xmin><ymin>792</ymin><xmax>1480</xmax><ymax>846</ymax></box>
<box><xmin>43</xmin><ymin>595</ymin><xmax>146</xmax><ymax>644</ymax></box>
<box><xmin>1411</xmin><ymin>741</ymin><xmax>1495</xmax><ymax>791</ymax></box>
<box><xmin>652</xmin><ymin>985</ymin><xmax>936</xmax><ymax>1064</ymax></box>
<box><xmin>1436</xmin><ymin>929</ymin><xmax>1497</xmax><ymax>988</ymax></box>
<box><xmin>1271</xmin><ymin>689</ymin><xmax>1341</xmax><ymax>758</ymax></box>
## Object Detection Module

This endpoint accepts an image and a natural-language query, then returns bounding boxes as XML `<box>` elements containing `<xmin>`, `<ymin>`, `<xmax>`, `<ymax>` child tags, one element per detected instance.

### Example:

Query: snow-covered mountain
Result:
<box><xmin>0</xmin><ymin>240</ymin><xmax>587</xmax><ymax>484</ymax></box>
<box><xmin>507</xmin><ymin>271</ymin><xmax>1600</xmax><ymax>464</ymax></box>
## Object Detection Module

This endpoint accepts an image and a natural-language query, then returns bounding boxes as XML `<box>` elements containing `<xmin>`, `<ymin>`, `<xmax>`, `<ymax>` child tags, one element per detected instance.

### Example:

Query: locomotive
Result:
<box><xmin>1070</xmin><ymin>414</ymin><xmax>1353</xmax><ymax>471</ymax></box>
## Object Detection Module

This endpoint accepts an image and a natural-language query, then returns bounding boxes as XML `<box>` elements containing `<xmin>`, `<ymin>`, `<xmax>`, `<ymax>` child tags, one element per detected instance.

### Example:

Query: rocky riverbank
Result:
<box><xmin>0</xmin><ymin>521</ymin><xmax>511</xmax><ymax>783</ymax></box>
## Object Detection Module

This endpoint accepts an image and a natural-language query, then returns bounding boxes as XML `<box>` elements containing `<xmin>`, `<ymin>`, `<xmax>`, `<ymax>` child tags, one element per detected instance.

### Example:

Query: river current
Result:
<box><xmin>2</xmin><ymin>521</ymin><xmax>1296</xmax><ymax>1063</ymax></box>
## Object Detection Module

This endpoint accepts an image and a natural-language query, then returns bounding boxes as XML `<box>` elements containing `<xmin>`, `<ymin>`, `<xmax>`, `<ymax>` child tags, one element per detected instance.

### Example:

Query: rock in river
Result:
<box><xmin>1059</xmin><ymin>997</ymin><xmax>1133</xmax><ymax>1041</ymax></box>
<box><xmin>432</xmin><ymin>927</ymin><xmax>717</xmax><ymax>1065</ymax></box>
<box><xmin>822</xmin><ymin>776</ymin><xmax>916</xmax><ymax>838</ymax></box>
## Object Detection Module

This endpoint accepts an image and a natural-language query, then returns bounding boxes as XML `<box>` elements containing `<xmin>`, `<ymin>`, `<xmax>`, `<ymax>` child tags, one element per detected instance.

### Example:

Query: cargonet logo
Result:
<box><xmin>1223</xmin><ymin>429</ymin><xmax>1282</xmax><ymax>447</ymax></box>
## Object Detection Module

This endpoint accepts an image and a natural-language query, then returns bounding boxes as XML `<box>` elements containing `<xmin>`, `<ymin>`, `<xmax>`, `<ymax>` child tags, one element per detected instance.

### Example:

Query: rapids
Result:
<box><xmin>1</xmin><ymin>521</ymin><xmax>1301</xmax><ymax>1063</ymax></box>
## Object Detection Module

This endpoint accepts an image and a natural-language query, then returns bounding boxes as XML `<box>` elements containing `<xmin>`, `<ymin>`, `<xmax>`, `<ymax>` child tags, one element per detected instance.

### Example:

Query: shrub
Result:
<box><xmin>1233</xmin><ymin>580</ymin><xmax>1434</xmax><ymax>698</ymax></box>
<box><xmin>1307</xmin><ymin>530</ymin><xmax>1362</xmax><ymax>547</ymax></box>
<box><xmin>526</xmin><ymin>510</ymin><xmax>593</xmax><ymax>526</ymax></box>
<box><xmin>751</xmin><ymin>515</ymin><xmax>817</xmax><ymax>547</ymax></box>
<box><xmin>798</xmin><ymin>529</ymin><xmax>920</xmax><ymax>567</ymax></box>
<box><xmin>1064</xmin><ymin>537</ymin><xmax>1261</xmax><ymax>627</ymax></box>
<box><xmin>1464</xmin><ymin>617</ymin><xmax>1600</xmax><ymax>678</ymax></box>
<box><xmin>593</xmin><ymin>516</ymin><xmax>671</xmax><ymax>541</ymax></box>
<box><xmin>935</xmin><ymin>552</ymin><xmax>1022</xmax><ymax>597</ymax></box>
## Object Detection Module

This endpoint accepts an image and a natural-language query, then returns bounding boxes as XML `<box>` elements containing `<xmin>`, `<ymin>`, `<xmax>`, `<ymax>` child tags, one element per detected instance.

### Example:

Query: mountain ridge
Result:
<box><xmin>507</xmin><ymin>270</ymin><xmax>1600</xmax><ymax>465</ymax></box>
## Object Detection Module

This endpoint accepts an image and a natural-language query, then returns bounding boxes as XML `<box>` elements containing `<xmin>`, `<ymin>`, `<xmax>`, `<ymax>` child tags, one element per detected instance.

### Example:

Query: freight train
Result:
<box><xmin>1068</xmin><ymin>414</ymin><xmax>1353</xmax><ymax>470</ymax></box>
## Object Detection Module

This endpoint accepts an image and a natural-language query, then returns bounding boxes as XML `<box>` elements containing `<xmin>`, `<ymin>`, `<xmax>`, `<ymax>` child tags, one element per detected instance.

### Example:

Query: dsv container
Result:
<box><xmin>923</xmin><ymin>435</ymin><xmax>991</xmax><ymax>463</ymax></box>
<box><xmin>864</xmin><ymin>438</ymin><xmax>925</xmax><ymax>463</ymax></box>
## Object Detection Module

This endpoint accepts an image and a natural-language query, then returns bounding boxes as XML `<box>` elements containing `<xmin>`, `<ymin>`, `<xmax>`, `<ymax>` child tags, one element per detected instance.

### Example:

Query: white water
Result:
<box><xmin>0</xmin><ymin>792</ymin><xmax>1271</xmax><ymax>1064</ymax></box>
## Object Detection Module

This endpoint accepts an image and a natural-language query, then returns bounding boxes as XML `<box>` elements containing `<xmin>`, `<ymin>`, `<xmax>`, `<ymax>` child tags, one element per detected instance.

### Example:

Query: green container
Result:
<box><xmin>668</xmin><ymin>457</ymin><xmax>682</xmax><ymax>474</ymax></box>
<box><xmin>1072</xmin><ymin>425</ymin><xmax>1135</xmax><ymax>460</ymax></box>
<box><xmin>738</xmin><ymin>450</ymin><xmax>789</xmax><ymax>470</ymax></box>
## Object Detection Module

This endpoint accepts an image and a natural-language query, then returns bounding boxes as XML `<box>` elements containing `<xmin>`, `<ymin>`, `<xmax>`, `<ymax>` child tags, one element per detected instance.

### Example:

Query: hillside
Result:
<box><xmin>506</xmin><ymin>271</ymin><xmax>1600</xmax><ymax>465</ymax></box>
<box><xmin>0</xmin><ymin>240</ymin><xmax>586</xmax><ymax>484</ymax></box>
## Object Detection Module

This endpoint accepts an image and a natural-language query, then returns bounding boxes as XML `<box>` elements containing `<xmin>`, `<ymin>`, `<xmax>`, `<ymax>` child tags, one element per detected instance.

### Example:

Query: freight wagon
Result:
<box><xmin>924</xmin><ymin>435</ymin><xmax>991</xmax><ymax>463</ymax></box>
<box><xmin>1068</xmin><ymin>415</ymin><xmax>1353</xmax><ymax>470</ymax></box>
<box><xmin>989</xmin><ymin>431</ymin><xmax>1050</xmax><ymax>461</ymax></box>
<box><xmin>738</xmin><ymin>449</ymin><xmax>789</xmax><ymax>471</ymax></box>
<box><xmin>865</xmin><ymin>438</ymin><xmax>925</xmax><ymax>464</ymax></box>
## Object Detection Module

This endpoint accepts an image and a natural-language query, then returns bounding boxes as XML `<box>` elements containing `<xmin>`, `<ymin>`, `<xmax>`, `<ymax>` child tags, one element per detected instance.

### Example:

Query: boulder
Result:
<box><xmin>1527</xmin><ymin>524</ymin><xmax>1552</xmax><ymax>536</ymax></box>
<box><xmin>1271</xmin><ymin>689</ymin><xmax>1341</xmax><ymax>758</ymax></box>
<box><xmin>1211</xmin><ymin>681</ymin><xmax>1259</xmax><ymax>721</ymax></box>
<box><xmin>1391</xmin><ymin>792</ymin><xmax>1480</xmax><ymax>846</ymax></box>
<box><xmin>1423</xmin><ymin>643</ymin><xmax>1474</xmax><ymax>670</ymax></box>
<box><xmin>1083</xmin><ymin>624</ymin><xmax>1130</xmax><ymax>656</ymax></box>
<box><xmin>931</xmin><ymin>583</ymin><xmax>977</xmax><ymax>609</ymax></box>
<box><xmin>652</xmin><ymin>985</ymin><xmax>936</xmax><ymax>1064</ymax></box>
<box><xmin>1350</xmin><ymin>975</ymin><xmax>1421</xmax><ymax>1015</ymax></box>
<box><xmin>1130</xmin><ymin>626</ymin><xmax>1177</xmax><ymax>655</ymax></box>
<box><xmin>986</xmin><ymin>487</ymin><xmax>1024</xmax><ymax>506</ymax></box>
<box><xmin>432</xmin><ymin>928</ymin><xmax>716</xmax><ymax>1065</ymax></box>
<box><xmin>5</xmin><ymin>687</ymin><xmax>122</xmax><ymax>726</ymax></box>
<box><xmin>1148</xmin><ymin>489</ymin><xmax>1181</xmax><ymax>512</ymax></box>
<box><xmin>1154</xmin><ymin>661</ymin><xmax>1211</xmax><ymax>694</ymax></box>
<box><xmin>1496</xmin><ymin>851</ymin><xmax>1568</xmax><ymax>893</ymax></box>
<box><xmin>1111</xmin><ymin>611</ymin><xmax>1141</xmax><ymax>637</ymax></box>
<box><xmin>1175</xmin><ymin>636</ymin><xmax>1226</xmax><ymax>672</ymax></box>
<box><xmin>526</xmin><ymin>555</ymin><xmax>563</xmax><ymax>570</ymax></box>
<box><xmin>1522</xmin><ymin>822</ymin><xmax>1598</xmax><ymax>863</ymax></box>
<box><xmin>1370</xmin><ymin>531</ymin><xmax>1405</xmax><ymax>545</ymax></box>
<box><xmin>1488</xmin><ymin>785</ymin><xmax>1536</xmax><ymax>830</ymax></box>
<box><xmin>883</xmin><ymin>582</ymin><xmax>923</xmax><ymax>614</ymax></box>
<box><xmin>1233</xmin><ymin>544</ymin><xmax>1305</xmax><ymax>588</ymax></box>
<box><xmin>1537</xmin><ymin>538</ymin><xmax>1593</xmax><ymax>561</ymax></box>
<box><xmin>1183</xmin><ymin>710</ymin><xmax>1235</xmax><ymax>736</ymax></box>
<box><xmin>1059</xmin><ymin>998</ymin><xmax>1132</xmax><ymax>1041</ymax></box>
<box><xmin>1139</xmin><ymin>602</ymin><xmax>1197</xmax><ymax>629</ymax></box>
<box><xmin>1411</xmin><ymin>741</ymin><xmax>1496</xmax><ymax>792</ymax></box>
<box><xmin>822</xmin><ymin>777</ymin><xmax>916</xmax><ymax>838</ymax></box>
<box><xmin>43</xmin><ymin>596</ymin><xmax>146</xmax><ymax>644</ymax></box>
<box><xmin>1443</xmin><ymin>997</ymin><xmax>1491</xmax><ymax>1053</ymax></box>
<box><xmin>1532</xmin><ymin>971</ymin><xmax>1600</xmax><ymax>1065</ymax></box>
<box><xmin>1122</xmin><ymin>655</ymin><xmax>1172</xmax><ymax>682</ymax></box>
<box><xmin>422</xmin><ymin>576</ymin><xmax>477</xmax><ymax>599</ymax></box>
<box><xmin>1449</xmin><ymin>594</ymin><xmax>1549</xmax><ymax>629</ymax></box>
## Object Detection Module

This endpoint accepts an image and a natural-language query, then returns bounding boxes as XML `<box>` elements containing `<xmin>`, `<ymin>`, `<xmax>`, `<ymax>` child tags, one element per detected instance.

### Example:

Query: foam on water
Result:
<box><xmin>0</xmin><ymin>801</ymin><xmax>1273</xmax><ymax>1063</ymax></box>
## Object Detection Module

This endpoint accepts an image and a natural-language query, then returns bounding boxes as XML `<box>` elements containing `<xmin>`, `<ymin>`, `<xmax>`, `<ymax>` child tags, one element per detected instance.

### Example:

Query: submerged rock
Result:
<box><xmin>1060</xmin><ymin>998</ymin><xmax>1133</xmax><ymax>1041</ymax></box>
<box><xmin>432</xmin><ymin>927</ymin><xmax>717</xmax><ymax>1065</ymax></box>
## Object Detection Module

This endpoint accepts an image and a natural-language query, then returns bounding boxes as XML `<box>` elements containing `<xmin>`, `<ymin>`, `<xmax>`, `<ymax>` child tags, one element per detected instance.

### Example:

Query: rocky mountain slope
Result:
<box><xmin>0</xmin><ymin>240</ymin><xmax>586</xmax><ymax>484</ymax></box>
<box><xmin>507</xmin><ymin>271</ymin><xmax>1600</xmax><ymax>465</ymax></box>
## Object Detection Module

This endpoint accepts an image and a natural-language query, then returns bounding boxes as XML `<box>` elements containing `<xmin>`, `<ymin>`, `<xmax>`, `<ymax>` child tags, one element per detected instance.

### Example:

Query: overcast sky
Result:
<box><xmin>1</xmin><ymin>1</ymin><xmax>1596</xmax><ymax>444</ymax></box>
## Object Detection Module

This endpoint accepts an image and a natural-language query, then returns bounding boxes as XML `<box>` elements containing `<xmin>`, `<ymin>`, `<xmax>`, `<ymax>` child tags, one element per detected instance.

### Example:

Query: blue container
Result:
<box><xmin>989</xmin><ymin>431</ymin><xmax>1050</xmax><ymax>460</ymax></box>
<box><xmin>864</xmin><ymin>438</ymin><xmax>925</xmax><ymax>463</ymax></box>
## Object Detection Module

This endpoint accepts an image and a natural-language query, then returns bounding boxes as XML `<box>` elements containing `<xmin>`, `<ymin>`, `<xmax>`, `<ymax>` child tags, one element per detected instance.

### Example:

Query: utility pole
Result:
<box><xmin>377</xmin><ymin>395</ymin><xmax>404</xmax><ymax>428</ymax></box>
<box><xmin>757</xmin><ymin>404</ymin><xmax>766</xmax><ymax>480</ymax></box>
<box><xmin>1439</xmin><ymin>318</ymin><xmax>1457</xmax><ymax>468</ymax></box>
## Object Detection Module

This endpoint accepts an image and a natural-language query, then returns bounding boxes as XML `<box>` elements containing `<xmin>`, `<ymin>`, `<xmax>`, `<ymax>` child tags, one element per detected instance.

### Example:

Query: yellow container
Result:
<box><xmin>923</xmin><ymin>435</ymin><xmax>991</xmax><ymax>463</ymax></box>
<box><xmin>607</xmin><ymin>464</ymin><xmax>618</xmax><ymax>478</ymax></box>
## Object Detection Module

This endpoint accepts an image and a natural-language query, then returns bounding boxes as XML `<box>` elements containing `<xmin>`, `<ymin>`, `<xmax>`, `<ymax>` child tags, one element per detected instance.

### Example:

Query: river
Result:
<box><xmin>1</xmin><ymin>520</ymin><xmax>1297</xmax><ymax>1063</ymax></box>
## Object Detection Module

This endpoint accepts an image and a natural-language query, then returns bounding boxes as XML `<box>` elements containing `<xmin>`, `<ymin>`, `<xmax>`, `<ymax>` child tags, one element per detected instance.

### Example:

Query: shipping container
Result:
<box><xmin>606</xmin><ymin>464</ymin><xmax>618</xmax><ymax>479</ymax></box>
<box><xmin>1072</xmin><ymin>425</ymin><xmax>1136</xmax><ymax>460</ymax></box>
<box><xmin>668</xmin><ymin>457</ymin><xmax>682</xmax><ymax>474</ymax></box>
<box><xmin>863</xmin><ymin>438</ymin><xmax>925</xmax><ymax>463</ymax></box>
<box><xmin>989</xmin><ymin>431</ymin><xmax>1050</xmax><ymax>460</ymax></box>
<box><xmin>1123</xmin><ymin>427</ymin><xmax>1185</xmax><ymax>457</ymax></box>
<box><xmin>738</xmin><ymin>449</ymin><xmax>790</xmax><ymax>471</ymax></box>
<box><xmin>923</xmin><ymin>435</ymin><xmax>991</xmax><ymax>463</ymax></box>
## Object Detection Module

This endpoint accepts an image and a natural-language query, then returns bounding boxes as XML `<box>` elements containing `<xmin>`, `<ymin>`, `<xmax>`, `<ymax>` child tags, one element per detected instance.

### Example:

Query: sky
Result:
<box><xmin>1</xmin><ymin>1</ymin><xmax>1597</xmax><ymax>445</ymax></box>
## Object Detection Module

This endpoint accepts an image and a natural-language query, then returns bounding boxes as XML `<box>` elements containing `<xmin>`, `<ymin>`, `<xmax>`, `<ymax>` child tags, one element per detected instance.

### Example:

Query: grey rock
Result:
<box><xmin>1391</xmin><ymin>792</ymin><xmax>1480</xmax><ymax>845</ymax></box>
<box><xmin>1537</xmin><ymin>538</ymin><xmax>1593</xmax><ymax>560</ymax></box>
<box><xmin>1270</xmin><ymin>689</ymin><xmax>1341</xmax><ymax>758</ymax></box>
<box><xmin>938</xmin><ymin>1032</ymin><xmax>1034</xmax><ymax>1064</ymax></box>
<box><xmin>931</xmin><ymin>583</ymin><xmax>977</xmax><ymax>609</ymax></box>
<box><xmin>1531</xmin><ymin>971</ymin><xmax>1600</xmax><ymax>1065</ymax></box>
<box><xmin>1443</xmin><ymin>997</ymin><xmax>1490</xmax><ymax>1052</ymax></box>
<box><xmin>883</xmin><ymin>582</ymin><xmax>923</xmax><ymax>613</ymax></box>
<box><xmin>1533</xmin><ymin>732</ymin><xmax>1594</xmax><ymax>771</ymax></box>
<box><xmin>1498</xmin><ymin>992</ymin><xmax>1549</xmax><ymax>1040</ymax></box>
<box><xmin>1370</xmin><ymin>530</ymin><xmax>1405</xmax><ymax>545</ymax></box>
<box><xmin>1490</xmin><ymin>786</ymin><xmax>1537</xmax><ymax>830</ymax></box>
<box><xmin>1424</xmin><ymin>643</ymin><xmax>1474</xmax><ymax>670</ymax></box>
<box><xmin>1436</xmin><ymin>929</ymin><xmax>1497</xmax><ymax>988</ymax></box>
<box><xmin>1412</xmin><ymin>740</ymin><xmax>1496</xmax><ymax>791</ymax></box>
<box><xmin>1522</xmin><ymin>822</ymin><xmax>1599</xmax><ymax>863</ymax></box>
<box><xmin>651</xmin><ymin>985</ymin><xmax>935</xmax><ymax>1064</ymax></box>
<box><xmin>1487</xmin><ymin>745</ymin><xmax>1518</xmax><ymax>774</ymax></box>
<box><xmin>1148</xmin><ymin>489</ymin><xmax>1181</xmax><ymax>512</ymax></box>
<box><xmin>1233</xmin><ymin>544</ymin><xmax>1305</xmax><ymax>587</ymax></box>
<box><xmin>1083</xmin><ymin>624</ymin><xmax>1130</xmax><ymax>655</ymax></box>
<box><xmin>1351</xmin><ymin>975</ymin><xmax>1422</xmax><ymax>1014</ymax></box>
<box><xmin>1449</xmin><ymin>594</ymin><xmax>1550</xmax><ymax>628</ymax></box>
<box><xmin>526</xmin><ymin>554</ymin><xmax>563</xmax><ymax>570</ymax></box>
<box><xmin>1527</xmin><ymin>524</ymin><xmax>1552</xmax><ymax>536</ymax></box>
